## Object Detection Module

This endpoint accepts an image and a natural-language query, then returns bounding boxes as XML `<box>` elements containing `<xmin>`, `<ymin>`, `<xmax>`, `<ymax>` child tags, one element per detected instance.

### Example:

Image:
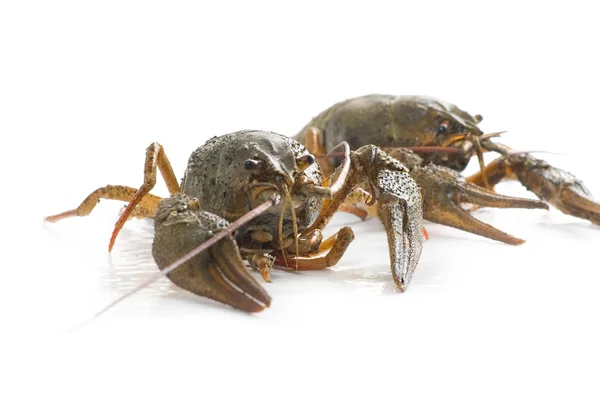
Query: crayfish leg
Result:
<box><xmin>109</xmin><ymin>142</ymin><xmax>181</xmax><ymax>251</ymax></box>
<box><xmin>337</xmin><ymin>203</ymin><xmax>369</xmax><ymax>220</ymax></box>
<box><xmin>470</xmin><ymin>153</ymin><xmax>600</xmax><ymax>225</ymax></box>
<box><xmin>274</xmin><ymin>227</ymin><xmax>355</xmax><ymax>270</ymax></box>
<box><xmin>466</xmin><ymin>157</ymin><xmax>516</xmax><ymax>188</ymax></box>
<box><xmin>44</xmin><ymin>185</ymin><xmax>161</xmax><ymax>223</ymax></box>
<box><xmin>251</xmin><ymin>254</ymin><xmax>275</xmax><ymax>283</ymax></box>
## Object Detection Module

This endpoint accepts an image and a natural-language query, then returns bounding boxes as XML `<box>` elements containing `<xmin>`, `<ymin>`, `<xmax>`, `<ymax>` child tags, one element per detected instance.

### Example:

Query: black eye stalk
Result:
<box><xmin>298</xmin><ymin>154</ymin><xmax>316</xmax><ymax>168</ymax></box>
<box><xmin>296</xmin><ymin>154</ymin><xmax>317</xmax><ymax>171</ymax></box>
<box><xmin>436</xmin><ymin>121</ymin><xmax>449</xmax><ymax>136</ymax></box>
<box><xmin>244</xmin><ymin>159</ymin><xmax>263</xmax><ymax>170</ymax></box>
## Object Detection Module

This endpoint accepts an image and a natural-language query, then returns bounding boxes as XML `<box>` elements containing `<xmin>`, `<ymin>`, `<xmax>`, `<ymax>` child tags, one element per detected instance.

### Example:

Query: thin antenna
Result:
<box><xmin>69</xmin><ymin>199</ymin><xmax>274</xmax><ymax>331</ymax></box>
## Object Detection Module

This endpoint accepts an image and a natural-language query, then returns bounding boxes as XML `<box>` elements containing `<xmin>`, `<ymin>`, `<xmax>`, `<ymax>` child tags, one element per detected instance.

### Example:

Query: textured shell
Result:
<box><xmin>295</xmin><ymin>94</ymin><xmax>483</xmax><ymax>172</ymax></box>
<box><xmin>153</xmin><ymin>193</ymin><xmax>230</xmax><ymax>272</ymax></box>
<box><xmin>181</xmin><ymin>130</ymin><xmax>323</xmax><ymax>233</ymax></box>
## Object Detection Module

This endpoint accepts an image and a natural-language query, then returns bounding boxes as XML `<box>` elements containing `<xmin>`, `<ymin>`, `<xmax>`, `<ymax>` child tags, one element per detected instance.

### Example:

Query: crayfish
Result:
<box><xmin>47</xmin><ymin>130</ymin><xmax>424</xmax><ymax>312</ymax></box>
<box><xmin>294</xmin><ymin>95</ymin><xmax>599</xmax><ymax>243</ymax></box>
<box><xmin>45</xmin><ymin>95</ymin><xmax>600</xmax><ymax>313</ymax></box>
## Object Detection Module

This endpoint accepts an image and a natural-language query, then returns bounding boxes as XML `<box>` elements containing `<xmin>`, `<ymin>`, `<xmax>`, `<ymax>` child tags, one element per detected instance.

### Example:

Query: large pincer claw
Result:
<box><xmin>507</xmin><ymin>154</ymin><xmax>600</xmax><ymax>225</ymax></box>
<box><xmin>375</xmin><ymin>169</ymin><xmax>424</xmax><ymax>290</ymax></box>
<box><xmin>352</xmin><ymin>145</ymin><xmax>425</xmax><ymax>290</ymax></box>
<box><xmin>152</xmin><ymin>194</ymin><xmax>271</xmax><ymax>313</ymax></box>
<box><xmin>412</xmin><ymin>164</ymin><xmax>548</xmax><ymax>245</ymax></box>
<box><xmin>356</xmin><ymin>150</ymin><xmax>425</xmax><ymax>291</ymax></box>
<box><xmin>557</xmin><ymin>182</ymin><xmax>600</xmax><ymax>225</ymax></box>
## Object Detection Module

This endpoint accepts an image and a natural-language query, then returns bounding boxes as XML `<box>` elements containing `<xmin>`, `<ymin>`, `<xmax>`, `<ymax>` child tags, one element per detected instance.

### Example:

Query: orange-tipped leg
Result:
<box><xmin>466</xmin><ymin>157</ymin><xmax>514</xmax><ymax>188</ymax></box>
<box><xmin>274</xmin><ymin>227</ymin><xmax>355</xmax><ymax>270</ymax></box>
<box><xmin>337</xmin><ymin>203</ymin><xmax>369</xmax><ymax>220</ymax></box>
<box><xmin>251</xmin><ymin>254</ymin><xmax>275</xmax><ymax>283</ymax></box>
<box><xmin>109</xmin><ymin>142</ymin><xmax>181</xmax><ymax>251</ymax></box>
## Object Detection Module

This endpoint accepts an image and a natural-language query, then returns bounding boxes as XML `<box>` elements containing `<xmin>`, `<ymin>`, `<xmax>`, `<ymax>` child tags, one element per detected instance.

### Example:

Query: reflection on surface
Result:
<box><xmin>41</xmin><ymin>191</ymin><xmax>600</xmax><ymax>325</ymax></box>
<box><xmin>104</xmin><ymin>219</ymin><xmax>176</xmax><ymax>296</ymax></box>
<box><xmin>101</xmin><ymin>211</ymin><xmax>407</xmax><ymax>295</ymax></box>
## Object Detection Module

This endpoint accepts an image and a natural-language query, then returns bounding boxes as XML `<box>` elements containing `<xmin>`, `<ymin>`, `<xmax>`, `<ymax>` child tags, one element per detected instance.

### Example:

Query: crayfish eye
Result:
<box><xmin>244</xmin><ymin>159</ymin><xmax>262</xmax><ymax>170</ymax></box>
<box><xmin>436</xmin><ymin>121</ymin><xmax>449</xmax><ymax>136</ymax></box>
<box><xmin>297</xmin><ymin>154</ymin><xmax>317</xmax><ymax>170</ymax></box>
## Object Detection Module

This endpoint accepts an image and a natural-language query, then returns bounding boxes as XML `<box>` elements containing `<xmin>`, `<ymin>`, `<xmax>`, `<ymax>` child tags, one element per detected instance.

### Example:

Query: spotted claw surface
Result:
<box><xmin>372</xmin><ymin>167</ymin><xmax>425</xmax><ymax>291</ymax></box>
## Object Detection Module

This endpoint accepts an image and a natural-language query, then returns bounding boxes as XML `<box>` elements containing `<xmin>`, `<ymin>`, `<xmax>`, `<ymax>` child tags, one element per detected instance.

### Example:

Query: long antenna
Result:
<box><xmin>69</xmin><ymin>199</ymin><xmax>274</xmax><ymax>331</ymax></box>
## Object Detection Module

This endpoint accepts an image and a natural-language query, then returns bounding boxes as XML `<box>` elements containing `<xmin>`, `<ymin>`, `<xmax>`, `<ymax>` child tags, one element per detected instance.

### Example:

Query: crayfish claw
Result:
<box><xmin>549</xmin><ymin>182</ymin><xmax>600</xmax><ymax>225</ymax></box>
<box><xmin>412</xmin><ymin>164</ymin><xmax>531</xmax><ymax>245</ymax></box>
<box><xmin>560</xmin><ymin>187</ymin><xmax>600</xmax><ymax>224</ymax></box>
<box><xmin>349</xmin><ymin>145</ymin><xmax>424</xmax><ymax>289</ymax></box>
<box><xmin>374</xmin><ymin>169</ymin><xmax>424</xmax><ymax>290</ymax></box>
<box><xmin>562</xmin><ymin>187</ymin><xmax>600</xmax><ymax>214</ymax></box>
<box><xmin>502</xmin><ymin>154</ymin><xmax>600</xmax><ymax>225</ymax></box>
<box><xmin>152</xmin><ymin>194</ymin><xmax>271</xmax><ymax>313</ymax></box>
<box><xmin>457</xmin><ymin>180</ymin><xmax>548</xmax><ymax>211</ymax></box>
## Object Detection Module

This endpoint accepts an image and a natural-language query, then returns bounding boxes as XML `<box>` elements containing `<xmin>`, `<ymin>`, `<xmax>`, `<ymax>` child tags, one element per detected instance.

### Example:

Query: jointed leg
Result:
<box><xmin>305</xmin><ymin>155</ymin><xmax>362</xmax><ymax>233</ymax></box>
<box><xmin>251</xmin><ymin>254</ymin><xmax>275</xmax><ymax>283</ymax></box>
<box><xmin>313</xmin><ymin>171</ymin><xmax>369</xmax><ymax>220</ymax></box>
<box><xmin>304</xmin><ymin>145</ymin><xmax>424</xmax><ymax>289</ymax></box>
<box><xmin>109</xmin><ymin>142</ymin><xmax>180</xmax><ymax>251</ymax></box>
<box><xmin>339</xmin><ymin>188</ymin><xmax>375</xmax><ymax>220</ymax></box>
<box><xmin>45</xmin><ymin>185</ymin><xmax>161</xmax><ymax>223</ymax></box>
<box><xmin>466</xmin><ymin>157</ymin><xmax>516</xmax><ymax>188</ymax></box>
<box><xmin>274</xmin><ymin>227</ymin><xmax>355</xmax><ymax>270</ymax></box>
<box><xmin>468</xmin><ymin>152</ymin><xmax>600</xmax><ymax>225</ymax></box>
<box><xmin>337</xmin><ymin>203</ymin><xmax>369</xmax><ymax>220</ymax></box>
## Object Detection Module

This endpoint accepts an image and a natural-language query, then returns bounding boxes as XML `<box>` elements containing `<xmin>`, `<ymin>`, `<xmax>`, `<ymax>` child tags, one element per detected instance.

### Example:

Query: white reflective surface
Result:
<box><xmin>4</xmin><ymin>1</ymin><xmax>600</xmax><ymax>400</ymax></box>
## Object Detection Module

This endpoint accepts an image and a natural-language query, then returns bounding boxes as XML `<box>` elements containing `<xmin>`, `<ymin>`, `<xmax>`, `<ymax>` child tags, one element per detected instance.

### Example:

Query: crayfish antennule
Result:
<box><xmin>277</xmin><ymin>194</ymin><xmax>289</xmax><ymax>269</ymax></box>
<box><xmin>68</xmin><ymin>200</ymin><xmax>275</xmax><ymax>331</ymax></box>
<box><xmin>471</xmin><ymin>134</ymin><xmax>491</xmax><ymax>190</ymax></box>
<box><xmin>284</xmin><ymin>186</ymin><xmax>300</xmax><ymax>270</ymax></box>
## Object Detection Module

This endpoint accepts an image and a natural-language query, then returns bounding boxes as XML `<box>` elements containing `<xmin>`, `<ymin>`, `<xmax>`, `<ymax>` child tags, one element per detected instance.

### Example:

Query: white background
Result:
<box><xmin>2</xmin><ymin>1</ymin><xmax>599</xmax><ymax>400</ymax></box>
